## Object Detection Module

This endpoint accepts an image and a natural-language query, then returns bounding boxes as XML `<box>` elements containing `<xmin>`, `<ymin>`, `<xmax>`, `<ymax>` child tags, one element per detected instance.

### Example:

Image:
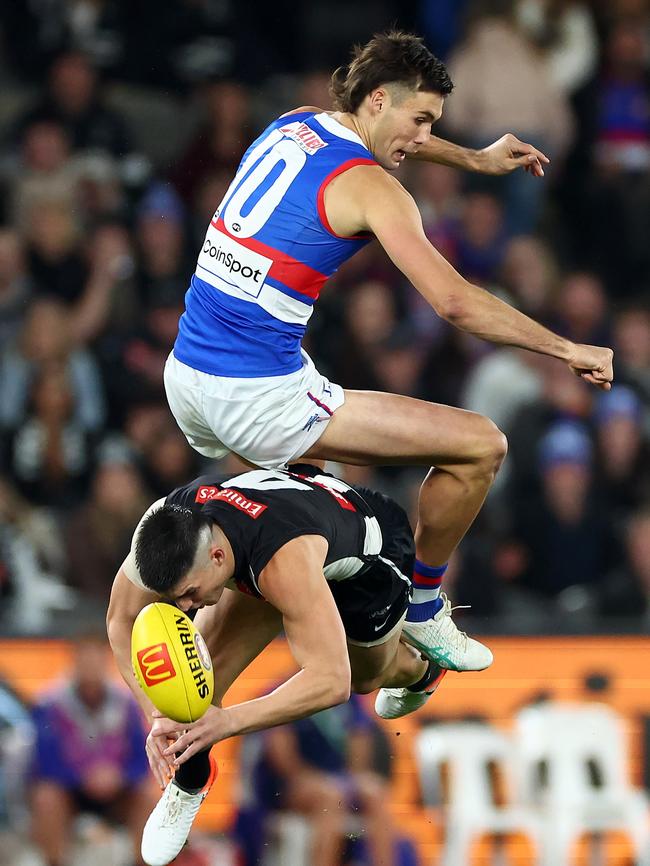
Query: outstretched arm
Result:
<box><xmin>409</xmin><ymin>133</ymin><xmax>550</xmax><ymax>176</ymax></box>
<box><xmin>327</xmin><ymin>165</ymin><xmax>612</xmax><ymax>390</ymax></box>
<box><xmin>278</xmin><ymin>107</ymin><xmax>547</xmax><ymax>176</ymax></box>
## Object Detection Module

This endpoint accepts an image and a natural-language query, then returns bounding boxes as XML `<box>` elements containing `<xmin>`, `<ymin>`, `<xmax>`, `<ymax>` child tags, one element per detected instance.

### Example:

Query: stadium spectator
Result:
<box><xmin>0</xmin><ymin>296</ymin><xmax>106</xmax><ymax>434</ymax></box>
<box><xmin>598</xmin><ymin>509</ymin><xmax>650</xmax><ymax>626</ymax></box>
<box><xmin>134</xmin><ymin>182</ymin><xmax>189</xmax><ymax>310</ymax></box>
<box><xmin>444</xmin><ymin>0</ymin><xmax>573</xmax><ymax>232</ymax></box>
<box><xmin>612</xmin><ymin>304</ymin><xmax>650</xmax><ymax>407</ymax></box>
<box><xmin>170</xmin><ymin>80</ymin><xmax>252</xmax><ymax>207</ymax></box>
<box><xmin>509</xmin><ymin>421</ymin><xmax>620</xmax><ymax>603</ymax></box>
<box><xmin>592</xmin><ymin>386</ymin><xmax>650</xmax><ymax>522</ymax></box>
<box><xmin>328</xmin><ymin>279</ymin><xmax>401</xmax><ymax>391</ymax></box>
<box><xmin>29</xmin><ymin>632</ymin><xmax>155</xmax><ymax>866</ymax></box>
<box><xmin>138</xmin><ymin>419</ymin><xmax>202</xmax><ymax>500</ymax></box>
<box><xmin>498</xmin><ymin>234</ymin><xmax>559</xmax><ymax>321</ymax></box>
<box><xmin>237</xmin><ymin>693</ymin><xmax>415</xmax><ymax>866</ymax></box>
<box><xmin>8</xmin><ymin>121</ymin><xmax>78</xmax><ymax>234</ymax></box>
<box><xmin>454</xmin><ymin>190</ymin><xmax>508</xmax><ymax>284</ymax></box>
<box><xmin>12</xmin><ymin>51</ymin><xmax>133</xmax><ymax>159</ymax></box>
<box><xmin>564</xmin><ymin>16</ymin><xmax>650</xmax><ymax>294</ymax></box>
<box><xmin>504</xmin><ymin>357</ymin><xmax>594</xmax><ymax>512</ymax></box>
<box><xmin>2</xmin><ymin>364</ymin><xmax>97</xmax><ymax>511</ymax></box>
<box><xmin>515</xmin><ymin>0</ymin><xmax>599</xmax><ymax>95</ymax></box>
<box><xmin>551</xmin><ymin>270</ymin><xmax>611</xmax><ymax>347</ymax></box>
<box><xmin>0</xmin><ymin>474</ymin><xmax>72</xmax><ymax>636</ymax></box>
<box><xmin>0</xmin><ymin>678</ymin><xmax>34</xmax><ymax>866</ymax></box>
<box><xmin>65</xmin><ymin>448</ymin><xmax>151</xmax><ymax>605</ymax></box>
<box><xmin>0</xmin><ymin>229</ymin><xmax>31</xmax><ymax>352</ymax></box>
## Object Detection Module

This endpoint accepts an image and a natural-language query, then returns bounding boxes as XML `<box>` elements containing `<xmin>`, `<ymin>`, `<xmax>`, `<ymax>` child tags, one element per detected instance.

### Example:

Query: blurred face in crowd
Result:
<box><xmin>606</xmin><ymin>20</ymin><xmax>647</xmax><ymax>78</ymax></box>
<box><xmin>613</xmin><ymin>308</ymin><xmax>650</xmax><ymax>369</ymax></box>
<box><xmin>73</xmin><ymin>637</ymin><xmax>111</xmax><ymax>709</ymax></box>
<box><xmin>501</xmin><ymin>236</ymin><xmax>558</xmax><ymax>317</ymax></box>
<box><xmin>22</xmin><ymin>122</ymin><xmax>70</xmax><ymax>172</ymax></box>
<box><xmin>50</xmin><ymin>52</ymin><xmax>96</xmax><ymax>114</ymax></box>
<box><xmin>558</xmin><ymin>272</ymin><xmax>607</xmax><ymax>342</ymax></box>
<box><xmin>137</xmin><ymin>214</ymin><xmax>184</xmax><ymax>273</ymax></box>
<box><xmin>92</xmin><ymin>463</ymin><xmax>146</xmax><ymax>515</ymax></box>
<box><xmin>22</xmin><ymin>298</ymin><xmax>71</xmax><ymax>362</ymax></box>
<box><xmin>146</xmin><ymin>424</ymin><xmax>195</xmax><ymax>484</ymax></box>
<box><xmin>26</xmin><ymin>201</ymin><xmax>79</xmax><ymax>259</ymax></box>
<box><xmin>32</xmin><ymin>366</ymin><xmax>74</xmax><ymax>423</ymax></box>
<box><xmin>205</xmin><ymin>81</ymin><xmax>249</xmax><ymax>130</ymax></box>
<box><xmin>542</xmin><ymin>461</ymin><xmax>592</xmax><ymax>523</ymax></box>
<box><xmin>597</xmin><ymin>413</ymin><xmax>642</xmax><ymax>476</ymax></box>
<box><xmin>360</xmin><ymin>85</ymin><xmax>444</xmax><ymax>171</ymax></box>
<box><xmin>461</xmin><ymin>192</ymin><xmax>504</xmax><ymax>249</ymax></box>
<box><xmin>416</xmin><ymin>162</ymin><xmax>460</xmax><ymax>210</ymax></box>
<box><xmin>345</xmin><ymin>280</ymin><xmax>397</xmax><ymax>347</ymax></box>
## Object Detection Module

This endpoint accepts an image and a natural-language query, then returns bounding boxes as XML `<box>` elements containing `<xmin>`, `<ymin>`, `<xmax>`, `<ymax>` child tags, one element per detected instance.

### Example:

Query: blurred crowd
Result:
<box><xmin>0</xmin><ymin>0</ymin><xmax>650</xmax><ymax>635</ymax></box>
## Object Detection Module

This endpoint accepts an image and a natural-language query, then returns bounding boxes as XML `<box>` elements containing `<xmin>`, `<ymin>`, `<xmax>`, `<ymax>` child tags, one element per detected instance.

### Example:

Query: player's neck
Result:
<box><xmin>332</xmin><ymin>111</ymin><xmax>373</xmax><ymax>153</ymax></box>
<box><xmin>212</xmin><ymin>524</ymin><xmax>236</xmax><ymax>579</ymax></box>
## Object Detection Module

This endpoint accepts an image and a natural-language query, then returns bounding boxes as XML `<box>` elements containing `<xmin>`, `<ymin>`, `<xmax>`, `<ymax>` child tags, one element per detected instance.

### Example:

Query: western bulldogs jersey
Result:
<box><xmin>173</xmin><ymin>111</ymin><xmax>377</xmax><ymax>378</ymax></box>
<box><xmin>165</xmin><ymin>466</ymin><xmax>384</xmax><ymax>599</ymax></box>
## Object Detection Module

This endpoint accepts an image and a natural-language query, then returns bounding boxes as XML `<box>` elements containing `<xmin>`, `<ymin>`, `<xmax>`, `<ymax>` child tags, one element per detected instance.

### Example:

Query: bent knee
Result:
<box><xmin>351</xmin><ymin>674</ymin><xmax>384</xmax><ymax>695</ymax></box>
<box><xmin>466</xmin><ymin>415</ymin><xmax>508</xmax><ymax>470</ymax></box>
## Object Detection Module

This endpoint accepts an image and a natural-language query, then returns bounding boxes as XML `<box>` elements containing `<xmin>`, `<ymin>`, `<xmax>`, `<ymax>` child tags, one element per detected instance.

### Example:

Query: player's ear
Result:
<box><xmin>369</xmin><ymin>87</ymin><xmax>387</xmax><ymax>115</ymax></box>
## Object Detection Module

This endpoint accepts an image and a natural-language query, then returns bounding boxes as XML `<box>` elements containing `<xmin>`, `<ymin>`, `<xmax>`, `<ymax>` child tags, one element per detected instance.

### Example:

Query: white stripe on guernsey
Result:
<box><xmin>410</xmin><ymin>587</ymin><xmax>441</xmax><ymax>604</ymax></box>
<box><xmin>195</xmin><ymin>264</ymin><xmax>314</xmax><ymax>325</ymax></box>
<box><xmin>376</xmin><ymin>554</ymin><xmax>412</xmax><ymax>587</ymax></box>
<box><xmin>314</xmin><ymin>113</ymin><xmax>366</xmax><ymax>147</ymax></box>
<box><xmin>323</xmin><ymin>556</ymin><xmax>365</xmax><ymax>581</ymax></box>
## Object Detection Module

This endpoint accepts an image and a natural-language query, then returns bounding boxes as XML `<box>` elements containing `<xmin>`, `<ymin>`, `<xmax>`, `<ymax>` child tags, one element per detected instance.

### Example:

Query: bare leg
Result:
<box><xmin>113</xmin><ymin>781</ymin><xmax>159</xmax><ymax>866</ymax></box>
<box><xmin>284</xmin><ymin>774</ymin><xmax>348</xmax><ymax>866</ymax></box>
<box><xmin>348</xmin><ymin>632</ymin><xmax>427</xmax><ymax>694</ymax></box>
<box><xmin>30</xmin><ymin>781</ymin><xmax>74</xmax><ymax>866</ymax></box>
<box><xmin>353</xmin><ymin>772</ymin><xmax>397</xmax><ymax>866</ymax></box>
<box><xmin>304</xmin><ymin>390</ymin><xmax>507</xmax><ymax>565</ymax></box>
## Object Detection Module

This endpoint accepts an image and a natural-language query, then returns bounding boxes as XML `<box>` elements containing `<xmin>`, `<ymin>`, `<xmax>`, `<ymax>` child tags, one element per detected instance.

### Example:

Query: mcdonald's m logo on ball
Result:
<box><xmin>137</xmin><ymin>643</ymin><xmax>177</xmax><ymax>687</ymax></box>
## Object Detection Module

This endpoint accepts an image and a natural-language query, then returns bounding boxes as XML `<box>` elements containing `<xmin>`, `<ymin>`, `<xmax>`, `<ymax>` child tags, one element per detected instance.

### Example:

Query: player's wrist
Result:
<box><xmin>470</xmin><ymin>146</ymin><xmax>489</xmax><ymax>173</ymax></box>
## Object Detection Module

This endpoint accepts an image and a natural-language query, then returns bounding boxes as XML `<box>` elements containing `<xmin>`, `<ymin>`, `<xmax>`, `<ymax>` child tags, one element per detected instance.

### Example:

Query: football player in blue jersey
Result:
<box><xmin>164</xmin><ymin>31</ymin><xmax>613</xmax><ymax>703</ymax></box>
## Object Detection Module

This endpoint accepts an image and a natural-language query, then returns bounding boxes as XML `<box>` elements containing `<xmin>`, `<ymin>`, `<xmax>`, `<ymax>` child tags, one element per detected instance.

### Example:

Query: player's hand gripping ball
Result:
<box><xmin>131</xmin><ymin>602</ymin><xmax>214</xmax><ymax>723</ymax></box>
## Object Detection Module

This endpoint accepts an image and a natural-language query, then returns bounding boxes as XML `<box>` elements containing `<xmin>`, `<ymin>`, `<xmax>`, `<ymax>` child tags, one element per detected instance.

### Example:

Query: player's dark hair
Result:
<box><xmin>330</xmin><ymin>30</ymin><xmax>453</xmax><ymax>113</ymax></box>
<box><xmin>135</xmin><ymin>505</ymin><xmax>213</xmax><ymax>594</ymax></box>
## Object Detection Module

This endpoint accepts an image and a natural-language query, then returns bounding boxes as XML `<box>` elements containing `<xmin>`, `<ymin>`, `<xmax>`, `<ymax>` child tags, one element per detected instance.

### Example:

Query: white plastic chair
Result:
<box><xmin>515</xmin><ymin>701</ymin><xmax>650</xmax><ymax>866</ymax></box>
<box><xmin>415</xmin><ymin>722</ymin><xmax>544</xmax><ymax>866</ymax></box>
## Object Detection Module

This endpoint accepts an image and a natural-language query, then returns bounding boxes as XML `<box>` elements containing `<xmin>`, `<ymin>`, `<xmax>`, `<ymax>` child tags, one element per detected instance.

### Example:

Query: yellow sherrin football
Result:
<box><xmin>131</xmin><ymin>602</ymin><xmax>214</xmax><ymax>723</ymax></box>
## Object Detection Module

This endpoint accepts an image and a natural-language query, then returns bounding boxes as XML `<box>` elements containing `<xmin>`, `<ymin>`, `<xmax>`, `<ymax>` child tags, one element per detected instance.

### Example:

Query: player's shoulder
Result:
<box><xmin>279</xmin><ymin>105</ymin><xmax>325</xmax><ymax>119</ymax></box>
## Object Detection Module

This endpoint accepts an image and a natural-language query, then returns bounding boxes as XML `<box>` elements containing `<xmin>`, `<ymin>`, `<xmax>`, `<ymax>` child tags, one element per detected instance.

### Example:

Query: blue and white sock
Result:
<box><xmin>406</xmin><ymin>559</ymin><xmax>447</xmax><ymax>623</ymax></box>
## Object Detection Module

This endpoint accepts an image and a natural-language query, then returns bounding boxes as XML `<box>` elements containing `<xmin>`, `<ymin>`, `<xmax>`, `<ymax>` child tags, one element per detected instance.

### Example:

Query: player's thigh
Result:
<box><xmin>303</xmin><ymin>389</ymin><xmax>505</xmax><ymax>466</ymax></box>
<box><xmin>347</xmin><ymin>630</ymin><xmax>402</xmax><ymax>693</ymax></box>
<box><xmin>194</xmin><ymin>589</ymin><xmax>283</xmax><ymax>704</ymax></box>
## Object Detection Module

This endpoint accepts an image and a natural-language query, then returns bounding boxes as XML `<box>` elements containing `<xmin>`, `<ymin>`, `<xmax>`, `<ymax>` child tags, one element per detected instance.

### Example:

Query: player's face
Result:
<box><xmin>372</xmin><ymin>89</ymin><xmax>444</xmax><ymax>171</ymax></box>
<box><xmin>169</xmin><ymin>564</ymin><xmax>226</xmax><ymax>612</ymax></box>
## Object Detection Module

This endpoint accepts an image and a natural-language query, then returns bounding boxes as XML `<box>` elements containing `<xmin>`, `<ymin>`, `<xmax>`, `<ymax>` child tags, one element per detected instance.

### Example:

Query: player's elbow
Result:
<box><xmin>436</xmin><ymin>289</ymin><xmax>469</xmax><ymax>326</ymax></box>
<box><xmin>322</xmin><ymin>664</ymin><xmax>352</xmax><ymax>706</ymax></box>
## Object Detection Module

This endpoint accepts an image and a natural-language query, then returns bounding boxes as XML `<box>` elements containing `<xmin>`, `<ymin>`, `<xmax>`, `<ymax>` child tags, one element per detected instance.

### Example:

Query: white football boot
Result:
<box><xmin>401</xmin><ymin>593</ymin><xmax>493</xmax><ymax>672</ymax></box>
<box><xmin>375</xmin><ymin>665</ymin><xmax>447</xmax><ymax>720</ymax></box>
<box><xmin>141</xmin><ymin>755</ymin><xmax>218</xmax><ymax>866</ymax></box>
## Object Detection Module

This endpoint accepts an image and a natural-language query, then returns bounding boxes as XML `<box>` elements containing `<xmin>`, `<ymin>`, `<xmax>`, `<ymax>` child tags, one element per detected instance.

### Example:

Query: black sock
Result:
<box><xmin>174</xmin><ymin>748</ymin><xmax>212</xmax><ymax>793</ymax></box>
<box><xmin>407</xmin><ymin>660</ymin><xmax>443</xmax><ymax>693</ymax></box>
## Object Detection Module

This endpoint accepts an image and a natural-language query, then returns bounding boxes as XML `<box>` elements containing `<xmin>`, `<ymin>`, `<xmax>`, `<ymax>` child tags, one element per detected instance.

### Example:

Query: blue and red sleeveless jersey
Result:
<box><xmin>173</xmin><ymin>111</ymin><xmax>377</xmax><ymax>377</ymax></box>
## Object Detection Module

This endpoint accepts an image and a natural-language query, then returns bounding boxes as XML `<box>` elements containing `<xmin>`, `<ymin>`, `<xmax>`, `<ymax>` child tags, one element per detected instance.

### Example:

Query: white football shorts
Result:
<box><xmin>163</xmin><ymin>350</ymin><xmax>345</xmax><ymax>468</ymax></box>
